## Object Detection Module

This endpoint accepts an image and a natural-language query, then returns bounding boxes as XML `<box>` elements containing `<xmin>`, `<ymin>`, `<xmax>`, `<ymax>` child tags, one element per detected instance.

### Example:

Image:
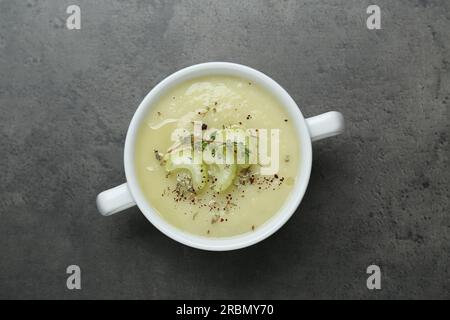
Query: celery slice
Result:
<box><xmin>209</xmin><ymin>163</ymin><xmax>237</xmax><ymax>193</ymax></box>
<box><xmin>165</xmin><ymin>151</ymin><xmax>208</xmax><ymax>192</ymax></box>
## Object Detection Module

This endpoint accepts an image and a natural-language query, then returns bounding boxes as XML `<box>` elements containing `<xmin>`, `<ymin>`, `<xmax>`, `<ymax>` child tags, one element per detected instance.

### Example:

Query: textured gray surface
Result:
<box><xmin>0</xmin><ymin>0</ymin><xmax>449</xmax><ymax>300</ymax></box>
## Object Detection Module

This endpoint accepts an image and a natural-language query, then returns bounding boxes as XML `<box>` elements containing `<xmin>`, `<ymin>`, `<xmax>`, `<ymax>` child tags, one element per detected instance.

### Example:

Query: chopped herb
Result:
<box><xmin>154</xmin><ymin>149</ymin><xmax>163</xmax><ymax>161</ymax></box>
<box><xmin>211</xmin><ymin>214</ymin><xmax>220</xmax><ymax>224</ymax></box>
<box><xmin>197</xmin><ymin>107</ymin><xmax>210</xmax><ymax>116</ymax></box>
<box><xmin>202</xmin><ymin>140</ymin><xmax>209</xmax><ymax>151</ymax></box>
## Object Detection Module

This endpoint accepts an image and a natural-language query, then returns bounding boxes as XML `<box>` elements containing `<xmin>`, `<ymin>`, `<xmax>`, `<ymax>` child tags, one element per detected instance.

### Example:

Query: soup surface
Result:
<box><xmin>135</xmin><ymin>75</ymin><xmax>300</xmax><ymax>237</ymax></box>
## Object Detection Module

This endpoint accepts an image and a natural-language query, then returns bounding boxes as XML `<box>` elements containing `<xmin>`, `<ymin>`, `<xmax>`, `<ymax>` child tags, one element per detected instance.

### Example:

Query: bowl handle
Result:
<box><xmin>306</xmin><ymin>111</ymin><xmax>345</xmax><ymax>142</ymax></box>
<box><xmin>96</xmin><ymin>183</ymin><xmax>136</xmax><ymax>216</ymax></box>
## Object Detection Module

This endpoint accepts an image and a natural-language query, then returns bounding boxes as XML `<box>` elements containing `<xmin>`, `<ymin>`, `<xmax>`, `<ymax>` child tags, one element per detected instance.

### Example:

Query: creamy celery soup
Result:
<box><xmin>135</xmin><ymin>75</ymin><xmax>300</xmax><ymax>237</ymax></box>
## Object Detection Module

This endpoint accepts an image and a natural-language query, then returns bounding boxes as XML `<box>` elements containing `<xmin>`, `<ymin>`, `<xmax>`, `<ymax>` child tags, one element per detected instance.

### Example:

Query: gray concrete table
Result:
<box><xmin>0</xmin><ymin>0</ymin><xmax>449</xmax><ymax>299</ymax></box>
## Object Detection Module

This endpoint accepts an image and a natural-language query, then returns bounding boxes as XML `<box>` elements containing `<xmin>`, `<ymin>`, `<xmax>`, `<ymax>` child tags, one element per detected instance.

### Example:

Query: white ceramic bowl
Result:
<box><xmin>97</xmin><ymin>62</ymin><xmax>344</xmax><ymax>251</ymax></box>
